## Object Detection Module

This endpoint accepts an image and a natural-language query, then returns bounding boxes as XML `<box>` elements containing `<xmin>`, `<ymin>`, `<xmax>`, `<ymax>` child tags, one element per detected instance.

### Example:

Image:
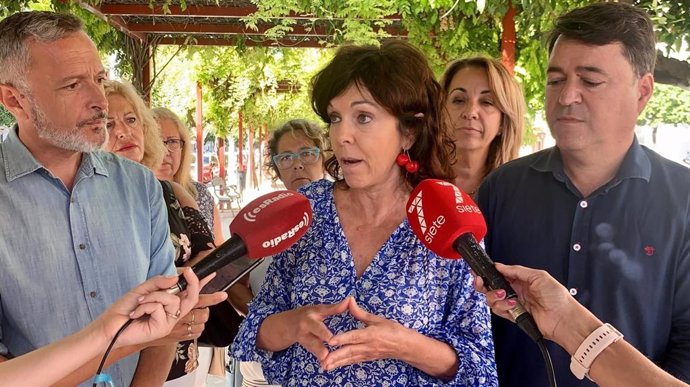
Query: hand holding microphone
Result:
<box><xmin>406</xmin><ymin>179</ymin><xmax>541</xmax><ymax>342</ymax></box>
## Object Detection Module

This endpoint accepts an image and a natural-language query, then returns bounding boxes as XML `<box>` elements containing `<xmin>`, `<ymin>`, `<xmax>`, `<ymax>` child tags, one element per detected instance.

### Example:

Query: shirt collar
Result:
<box><xmin>2</xmin><ymin>125</ymin><xmax>109</xmax><ymax>182</ymax></box>
<box><xmin>530</xmin><ymin>136</ymin><xmax>651</xmax><ymax>184</ymax></box>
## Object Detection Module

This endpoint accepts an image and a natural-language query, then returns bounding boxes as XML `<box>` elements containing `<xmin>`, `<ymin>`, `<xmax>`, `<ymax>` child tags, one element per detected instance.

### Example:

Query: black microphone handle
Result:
<box><xmin>453</xmin><ymin>232</ymin><xmax>542</xmax><ymax>342</ymax></box>
<box><xmin>168</xmin><ymin>234</ymin><xmax>247</xmax><ymax>294</ymax></box>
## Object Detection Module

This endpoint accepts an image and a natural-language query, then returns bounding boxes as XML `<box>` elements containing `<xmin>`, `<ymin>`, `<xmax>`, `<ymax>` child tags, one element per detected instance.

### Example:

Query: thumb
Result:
<box><xmin>318</xmin><ymin>297</ymin><xmax>351</xmax><ymax>317</ymax></box>
<box><xmin>495</xmin><ymin>263</ymin><xmax>539</xmax><ymax>284</ymax></box>
<box><xmin>347</xmin><ymin>297</ymin><xmax>374</xmax><ymax>323</ymax></box>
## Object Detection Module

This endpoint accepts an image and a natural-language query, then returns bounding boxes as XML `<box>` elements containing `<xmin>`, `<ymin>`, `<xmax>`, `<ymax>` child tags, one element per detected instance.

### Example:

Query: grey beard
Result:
<box><xmin>30</xmin><ymin>97</ymin><xmax>107</xmax><ymax>153</ymax></box>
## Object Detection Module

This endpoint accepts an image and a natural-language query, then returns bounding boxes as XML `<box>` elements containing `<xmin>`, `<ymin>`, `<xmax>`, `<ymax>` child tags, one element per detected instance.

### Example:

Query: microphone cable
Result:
<box><xmin>537</xmin><ymin>337</ymin><xmax>557</xmax><ymax>387</ymax></box>
<box><xmin>512</xmin><ymin>309</ymin><xmax>558</xmax><ymax>387</ymax></box>
<box><xmin>92</xmin><ymin>318</ymin><xmax>133</xmax><ymax>387</ymax></box>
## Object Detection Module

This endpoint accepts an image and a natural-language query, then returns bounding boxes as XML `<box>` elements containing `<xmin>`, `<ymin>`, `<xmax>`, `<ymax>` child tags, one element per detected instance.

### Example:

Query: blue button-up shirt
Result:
<box><xmin>477</xmin><ymin>138</ymin><xmax>690</xmax><ymax>387</ymax></box>
<box><xmin>0</xmin><ymin>127</ymin><xmax>176</xmax><ymax>387</ymax></box>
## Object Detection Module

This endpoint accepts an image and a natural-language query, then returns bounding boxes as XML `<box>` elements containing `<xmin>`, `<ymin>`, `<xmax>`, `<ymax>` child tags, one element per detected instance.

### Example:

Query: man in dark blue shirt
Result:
<box><xmin>477</xmin><ymin>3</ymin><xmax>690</xmax><ymax>387</ymax></box>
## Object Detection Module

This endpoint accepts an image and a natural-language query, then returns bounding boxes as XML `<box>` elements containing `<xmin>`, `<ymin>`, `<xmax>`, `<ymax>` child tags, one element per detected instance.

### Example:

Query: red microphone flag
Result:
<box><xmin>406</xmin><ymin>179</ymin><xmax>486</xmax><ymax>259</ymax></box>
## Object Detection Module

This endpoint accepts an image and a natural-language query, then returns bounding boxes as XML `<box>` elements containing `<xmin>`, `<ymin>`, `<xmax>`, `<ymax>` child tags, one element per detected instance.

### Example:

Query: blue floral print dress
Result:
<box><xmin>232</xmin><ymin>180</ymin><xmax>497</xmax><ymax>386</ymax></box>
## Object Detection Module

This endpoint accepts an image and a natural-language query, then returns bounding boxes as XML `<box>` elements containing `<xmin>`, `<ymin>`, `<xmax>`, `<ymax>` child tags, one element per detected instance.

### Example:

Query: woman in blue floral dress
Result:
<box><xmin>232</xmin><ymin>41</ymin><xmax>498</xmax><ymax>386</ymax></box>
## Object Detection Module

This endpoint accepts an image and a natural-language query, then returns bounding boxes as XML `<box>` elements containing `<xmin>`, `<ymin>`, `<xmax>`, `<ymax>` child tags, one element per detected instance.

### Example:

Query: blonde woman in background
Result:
<box><xmin>153</xmin><ymin>107</ymin><xmax>224</xmax><ymax>246</ymax></box>
<box><xmin>104</xmin><ymin>80</ymin><xmax>220</xmax><ymax>387</ymax></box>
<box><xmin>440</xmin><ymin>56</ymin><xmax>525</xmax><ymax>197</ymax></box>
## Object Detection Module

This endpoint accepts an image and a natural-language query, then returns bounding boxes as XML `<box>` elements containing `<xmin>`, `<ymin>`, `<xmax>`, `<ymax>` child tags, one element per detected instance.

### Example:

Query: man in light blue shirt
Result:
<box><xmin>0</xmin><ymin>11</ymin><xmax>176</xmax><ymax>386</ymax></box>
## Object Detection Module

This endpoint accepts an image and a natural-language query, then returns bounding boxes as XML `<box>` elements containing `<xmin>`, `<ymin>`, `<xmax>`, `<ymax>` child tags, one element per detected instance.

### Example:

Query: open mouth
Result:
<box><xmin>341</xmin><ymin>157</ymin><xmax>362</xmax><ymax>166</ymax></box>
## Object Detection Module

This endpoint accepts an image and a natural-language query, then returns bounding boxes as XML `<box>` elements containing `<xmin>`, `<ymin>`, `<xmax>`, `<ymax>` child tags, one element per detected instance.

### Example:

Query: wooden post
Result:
<box><xmin>500</xmin><ymin>0</ymin><xmax>517</xmax><ymax>75</ymax></box>
<box><xmin>259</xmin><ymin>122</ymin><xmax>268</xmax><ymax>185</ymax></box>
<box><xmin>142</xmin><ymin>44</ymin><xmax>152</xmax><ymax>103</ymax></box>
<box><xmin>218</xmin><ymin>137</ymin><xmax>225</xmax><ymax>179</ymax></box>
<box><xmin>195</xmin><ymin>81</ymin><xmax>203</xmax><ymax>182</ymax></box>
<box><xmin>238</xmin><ymin>112</ymin><xmax>244</xmax><ymax>171</ymax></box>
<box><xmin>248</xmin><ymin>124</ymin><xmax>256</xmax><ymax>190</ymax></box>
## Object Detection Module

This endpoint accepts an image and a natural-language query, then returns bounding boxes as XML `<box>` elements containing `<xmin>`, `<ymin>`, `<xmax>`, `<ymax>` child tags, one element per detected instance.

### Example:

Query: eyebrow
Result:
<box><xmin>58</xmin><ymin>69</ymin><xmax>107</xmax><ymax>84</ymax></box>
<box><xmin>450</xmin><ymin>87</ymin><xmax>493</xmax><ymax>95</ymax></box>
<box><xmin>547</xmin><ymin>65</ymin><xmax>607</xmax><ymax>75</ymax></box>
<box><xmin>326</xmin><ymin>98</ymin><xmax>377</xmax><ymax>113</ymax></box>
<box><xmin>107</xmin><ymin>110</ymin><xmax>136</xmax><ymax>119</ymax></box>
<box><xmin>350</xmin><ymin>99</ymin><xmax>377</xmax><ymax>108</ymax></box>
<box><xmin>279</xmin><ymin>146</ymin><xmax>316</xmax><ymax>154</ymax></box>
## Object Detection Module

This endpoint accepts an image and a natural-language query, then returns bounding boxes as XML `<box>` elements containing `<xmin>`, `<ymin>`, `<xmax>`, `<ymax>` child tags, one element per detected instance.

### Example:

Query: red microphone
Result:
<box><xmin>170</xmin><ymin>190</ymin><xmax>312</xmax><ymax>293</ymax></box>
<box><xmin>406</xmin><ymin>179</ymin><xmax>541</xmax><ymax>342</ymax></box>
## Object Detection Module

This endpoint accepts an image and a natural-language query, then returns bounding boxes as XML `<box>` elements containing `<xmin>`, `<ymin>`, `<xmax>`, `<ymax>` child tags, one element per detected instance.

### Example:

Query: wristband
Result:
<box><xmin>570</xmin><ymin>323</ymin><xmax>624</xmax><ymax>380</ymax></box>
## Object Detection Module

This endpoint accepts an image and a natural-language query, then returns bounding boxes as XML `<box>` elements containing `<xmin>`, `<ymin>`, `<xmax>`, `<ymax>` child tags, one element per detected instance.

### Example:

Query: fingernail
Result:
<box><xmin>506</xmin><ymin>299</ymin><xmax>516</xmax><ymax>307</ymax></box>
<box><xmin>137</xmin><ymin>296</ymin><xmax>145</xmax><ymax>302</ymax></box>
<box><xmin>129</xmin><ymin>311</ymin><xmax>136</xmax><ymax>317</ymax></box>
<box><xmin>495</xmin><ymin>290</ymin><xmax>505</xmax><ymax>299</ymax></box>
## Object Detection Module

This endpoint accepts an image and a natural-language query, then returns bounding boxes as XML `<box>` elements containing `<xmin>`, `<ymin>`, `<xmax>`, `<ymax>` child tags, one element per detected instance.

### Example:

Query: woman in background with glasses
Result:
<box><xmin>235</xmin><ymin>119</ymin><xmax>327</xmax><ymax>387</ymax></box>
<box><xmin>267</xmin><ymin>119</ymin><xmax>326</xmax><ymax>191</ymax></box>
<box><xmin>153</xmin><ymin>107</ymin><xmax>224</xmax><ymax>246</ymax></box>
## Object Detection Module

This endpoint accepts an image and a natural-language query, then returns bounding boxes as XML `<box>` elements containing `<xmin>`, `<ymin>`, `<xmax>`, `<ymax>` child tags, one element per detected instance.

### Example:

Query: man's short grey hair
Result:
<box><xmin>0</xmin><ymin>11</ymin><xmax>84</xmax><ymax>90</ymax></box>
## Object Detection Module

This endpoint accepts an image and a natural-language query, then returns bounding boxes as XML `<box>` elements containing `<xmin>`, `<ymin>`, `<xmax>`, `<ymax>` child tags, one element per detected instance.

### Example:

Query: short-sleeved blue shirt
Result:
<box><xmin>232</xmin><ymin>179</ymin><xmax>497</xmax><ymax>386</ymax></box>
<box><xmin>0</xmin><ymin>127</ymin><xmax>176</xmax><ymax>387</ymax></box>
<box><xmin>477</xmin><ymin>138</ymin><xmax>690</xmax><ymax>387</ymax></box>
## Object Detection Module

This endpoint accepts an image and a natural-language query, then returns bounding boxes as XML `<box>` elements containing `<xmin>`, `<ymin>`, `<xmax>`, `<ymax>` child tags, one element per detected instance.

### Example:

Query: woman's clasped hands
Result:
<box><xmin>284</xmin><ymin>297</ymin><xmax>408</xmax><ymax>371</ymax></box>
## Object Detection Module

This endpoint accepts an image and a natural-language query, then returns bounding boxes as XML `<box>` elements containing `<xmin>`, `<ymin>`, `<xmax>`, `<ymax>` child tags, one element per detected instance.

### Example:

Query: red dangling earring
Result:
<box><xmin>396</xmin><ymin>149</ymin><xmax>419</xmax><ymax>173</ymax></box>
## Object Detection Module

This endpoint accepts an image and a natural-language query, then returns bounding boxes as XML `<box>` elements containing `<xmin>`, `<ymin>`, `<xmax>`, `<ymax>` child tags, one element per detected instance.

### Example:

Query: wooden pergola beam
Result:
<box><xmin>127</xmin><ymin>23</ymin><xmax>407</xmax><ymax>37</ymax></box>
<box><xmin>97</xmin><ymin>4</ymin><xmax>402</xmax><ymax>21</ymax></box>
<box><xmin>77</xmin><ymin>1</ymin><xmax>146</xmax><ymax>42</ymax></box>
<box><xmin>157</xmin><ymin>36</ymin><xmax>324</xmax><ymax>48</ymax></box>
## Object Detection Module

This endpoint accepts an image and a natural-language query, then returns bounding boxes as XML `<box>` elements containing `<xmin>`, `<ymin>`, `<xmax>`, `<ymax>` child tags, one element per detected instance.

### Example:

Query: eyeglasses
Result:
<box><xmin>163</xmin><ymin>138</ymin><xmax>185</xmax><ymax>152</ymax></box>
<box><xmin>272</xmin><ymin>147</ymin><xmax>320</xmax><ymax>169</ymax></box>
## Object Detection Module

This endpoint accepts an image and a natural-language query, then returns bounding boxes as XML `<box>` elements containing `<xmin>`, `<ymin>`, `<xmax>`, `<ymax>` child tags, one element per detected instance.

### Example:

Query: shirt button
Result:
<box><xmin>573</xmin><ymin>243</ymin><xmax>581</xmax><ymax>251</ymax></box>
<box><xmin>579</xmin><ymin>200</ymin><xmax>588</xmax><ymax>208</ymax></box>
<box><xmin>78</xmin><ymin>243</ymin><xmax>86</xmax><ymax>250</ymax></box>
<box><xmin>89</xmin><ymin>291</ymin><xmax>97</xmax><ymax>298</ymax></box>
<box><xmin>569</xmin><ymin>288</ymin><xmax>578</xmax><ymax>296</ymax></box>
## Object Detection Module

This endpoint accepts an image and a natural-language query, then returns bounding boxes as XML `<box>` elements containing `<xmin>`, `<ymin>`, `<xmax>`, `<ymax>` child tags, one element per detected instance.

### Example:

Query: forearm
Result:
<box><xmin>588</xmin><ymin>341</ymin><xmax>688</xmax><ymax>387</ymax></box>
<box><xmin>257</xmin><ymin>310</ymin><xmax>298</xmax><ymax>352</ymax></box>
<box><xmin>2</xmin><ymin>326</ymin><xmax>107</xmax><ymax>387</ymax></box>
<box><xmin>129</xmin><ymin>344</ymin><xmax>176</xmax><ymax>387</ymax></box>
<box><xmin>227</xmin><ymin>280</ymin><xmax>253</xmax><ymax>317</ymax></box>
<box><xmin>396</xmin><ymin>328</ymin><xmax>458</xmax><ymax>381</ymax></box>
<box><xmin>212</xmin><ymin>206</ymin><xmax>224</xmax><ymax>246</ymax></box>
<box><xmin>554</xmin><ymin>302</ymin><xmax>687</xmax><ymax>387</ymax></box>
<box><xmin>51</xmin><ymin>343</ymin><xmax>146</xmax><ymax>387</ymax></box>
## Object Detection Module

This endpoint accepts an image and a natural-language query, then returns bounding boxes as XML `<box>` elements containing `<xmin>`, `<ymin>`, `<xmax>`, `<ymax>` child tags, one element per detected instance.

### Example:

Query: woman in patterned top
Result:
<box><xmin>232</xmin><ymin>41</ymin><xmax>498</xmax><ymax>386</ymax></box>
<box><xmin>152</xmin><ymin>107</ymin><xmax>224</xmax><ymax>246</ymax></box>
<box><xmin>103</xmin><ymin>80</ymin><xmax>217</xmax><ymax>387</ymax></box>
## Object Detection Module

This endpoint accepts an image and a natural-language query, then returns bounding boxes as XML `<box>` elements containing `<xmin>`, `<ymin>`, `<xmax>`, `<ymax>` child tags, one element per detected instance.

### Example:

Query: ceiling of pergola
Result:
<box><xmin>79</xmin><ymin>0</ymin><xmax>406</xmax><ymax>48</ymax></box>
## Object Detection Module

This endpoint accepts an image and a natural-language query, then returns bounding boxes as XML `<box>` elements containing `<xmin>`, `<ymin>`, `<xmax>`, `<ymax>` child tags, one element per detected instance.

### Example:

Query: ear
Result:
<box><xmin>402</xmin><ymin>131</ymin><xmax>416</xmax><ymax>151</ymax></box>
<box><xmin>0</xmin><ymin>83</ymin><xmax>30</xmax><ymax>122</ymax></box>
<box><xmin>636</xmin><ymin>73</ymin><xmax>654</xmax><ymax>114</ymax></box>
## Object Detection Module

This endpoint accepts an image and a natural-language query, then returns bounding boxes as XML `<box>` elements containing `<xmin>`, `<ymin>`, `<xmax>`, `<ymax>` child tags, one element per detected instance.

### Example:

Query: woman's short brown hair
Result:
<box><xmin>311</xmin><ymin>40</ymin><xmax>455</xmax><ymax>188</ymax></box>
